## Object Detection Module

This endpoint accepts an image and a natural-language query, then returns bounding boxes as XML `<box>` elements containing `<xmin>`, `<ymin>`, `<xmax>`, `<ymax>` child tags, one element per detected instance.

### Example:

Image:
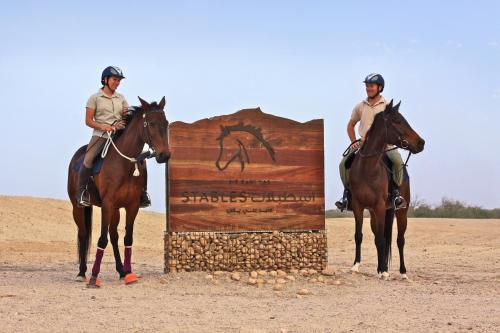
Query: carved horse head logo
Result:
<box><xmin>215</xmin><ymin>122</ymin><xmax>276</xmax><ymax>171</ymax></box>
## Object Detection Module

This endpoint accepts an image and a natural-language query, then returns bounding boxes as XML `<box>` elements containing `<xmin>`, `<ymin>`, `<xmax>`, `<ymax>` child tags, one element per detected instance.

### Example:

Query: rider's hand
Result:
<box><xmin>351</xmin><ymin>141</ymin><xmax>361</xmax><ymax>150</ymax></box>
<box><xmin>114</xmin><ymin>120</ymin><xmax>126</xmax><ymax>130</ymax></box>
<box><xmin>351</xmin><ymin>137</ymin><xmax>365</xmax><ymax>150</ymax></box>
<box><xmin>122</xmin><ymin>106</ymin><xmax>129</xmax><ymax>117</ymax></box>
<box><xmin>101</xmin><ymin>124</ymin><xmax>114</xmax><ymax>132</ymax></box>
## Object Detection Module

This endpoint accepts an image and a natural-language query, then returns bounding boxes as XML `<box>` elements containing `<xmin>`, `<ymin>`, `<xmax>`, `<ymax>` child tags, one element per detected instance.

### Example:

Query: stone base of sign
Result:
<box><xmin>164</xmin><ymin>230</ymin><xmax>327</xmax><ymax>273</ymax></box>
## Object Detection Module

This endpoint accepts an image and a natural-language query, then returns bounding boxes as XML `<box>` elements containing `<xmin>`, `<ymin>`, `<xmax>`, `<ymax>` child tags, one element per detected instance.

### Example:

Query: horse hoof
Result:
<box><xmin>87</xmin><ymin>276</ymin><xmax>101</xmax><ymax>288</ymax></box>
<box><xmin>74</xmin><ymin>275</ymin><xmax>86</xmax><ymax>282</ymax></box>
<box><xmin>124</xmin><ymin>273</ymin><xmax>138</xmax><ymax>285</ymax></box>
<box><xmin>351</xmin><ymin>263</ymin><xmax>360</xmax><ymax>273</ymax></box>
<box><xmin>401</xmin><ymin>274</ymin><xmax>411</xmax><ymax>281</ymax></box>
<box><xmin>380</xmin><ymin>272</ymin><xmax>390</xmax><ymax>280</ymax></box>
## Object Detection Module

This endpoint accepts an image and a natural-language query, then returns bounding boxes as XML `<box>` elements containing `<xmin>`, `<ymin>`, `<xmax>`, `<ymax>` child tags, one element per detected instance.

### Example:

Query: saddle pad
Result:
<box><xmin>73</xmin><ymin>146</ymin><xmax>105</xmax><ymax>175</ymax></box>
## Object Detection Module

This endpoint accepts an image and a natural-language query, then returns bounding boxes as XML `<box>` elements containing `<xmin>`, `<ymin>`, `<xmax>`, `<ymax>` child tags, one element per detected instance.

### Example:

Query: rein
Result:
<box><xmin>344</xmin><ymin>114</ymin><xmax>413</xmax><ymax>167</ymax></box>
<box><xmin>100</xmin><ymin>109</ymin><xmax>163</xmax><ymax>176</ymax></box>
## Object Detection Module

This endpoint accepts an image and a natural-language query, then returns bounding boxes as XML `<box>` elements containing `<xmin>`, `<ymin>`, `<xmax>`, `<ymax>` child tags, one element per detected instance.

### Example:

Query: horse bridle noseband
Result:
<box><xmin>141</xmin><ymin>109</ymin><xmax>168</xmax><ymax>159</ymax></box>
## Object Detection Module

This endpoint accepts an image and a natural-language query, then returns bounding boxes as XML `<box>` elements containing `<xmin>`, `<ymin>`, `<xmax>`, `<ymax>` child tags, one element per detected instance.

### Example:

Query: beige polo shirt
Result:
<box><xmin>86</xmin><ymin>89</ymin><xmax>129</xmax><ymax>137</ymax></box>
<box><xmin>350</xmin><ymin>96</ymin><xmax>387</xmax><ymax>139</ymax></box>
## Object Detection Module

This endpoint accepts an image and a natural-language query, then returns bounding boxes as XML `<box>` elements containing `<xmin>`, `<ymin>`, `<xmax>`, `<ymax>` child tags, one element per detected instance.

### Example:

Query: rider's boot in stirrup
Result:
<box><xmin>391</xmin><ymin>187</ymin><xmax>407</xmax><ymax>211</ymax></box>
<box><xmin>139</xmin><ymin>189</ymin><xmax>151</xmax><ymax>208</ymax></box>
<box><xmin>76</xmin><ymin>166</ymin><xmax>92</xmax><ymax>207</ymax></box>
<box><xmin>335</xmin><ymin>188</ymin><xmax>351</xmax><ymax>212</ymax></box>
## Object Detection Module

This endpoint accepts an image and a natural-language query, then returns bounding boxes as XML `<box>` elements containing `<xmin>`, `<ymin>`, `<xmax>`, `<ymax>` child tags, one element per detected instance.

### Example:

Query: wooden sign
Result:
<box><xmin>167</xmin><ymin>108</ymin><xmax>324</xmax><ymax>232</ymax></box>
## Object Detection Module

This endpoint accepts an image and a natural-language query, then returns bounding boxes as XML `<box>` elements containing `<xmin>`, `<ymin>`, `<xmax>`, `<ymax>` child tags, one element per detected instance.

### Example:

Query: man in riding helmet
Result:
<box><xmin>335</xmin><ymin>73</ymin><xmax>407</xmax><ymax>211</ymax></box>
<box><xmin>76</xmin><ymin>66</ymin><xmax>151</xmax><ymax>208</ymax></box>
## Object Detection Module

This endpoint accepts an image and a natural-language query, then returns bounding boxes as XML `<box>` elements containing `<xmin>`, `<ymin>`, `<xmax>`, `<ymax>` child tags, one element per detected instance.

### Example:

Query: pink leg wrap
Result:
<box><xmin>91</xmin><ymin>247</ymin><xmax>104</xmax><ymax>277</ymax></box>
<box><xmin>124</xmin><ymin>246</ymin><xmax>132</xmax><ymax>273</ymax></box>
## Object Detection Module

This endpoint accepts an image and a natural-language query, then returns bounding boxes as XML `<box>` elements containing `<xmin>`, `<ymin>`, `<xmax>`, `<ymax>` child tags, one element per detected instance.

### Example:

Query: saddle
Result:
<box><xmin>73</xmin><ymin>107</ymin><xmax>142</xmax><ymax>175</ymax></box>
<box><xmin>72</xmin><ymin>129</ymin><xmax>127</xmax><ymax>175</ymax></box>
<box><xmin>344</xmin><ymin>151</ymin><xmax>409</xmax><ymax>196</ymax></box>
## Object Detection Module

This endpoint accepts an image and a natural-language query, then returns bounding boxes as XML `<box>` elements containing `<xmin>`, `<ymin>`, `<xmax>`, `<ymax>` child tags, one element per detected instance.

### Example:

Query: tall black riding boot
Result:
<box><xmin>139</xmin><ymin>189</ymin><xmax>151</xmax><ymax>208</ymax></box>
<box><xmin>139</xmin><ymin>163</ymin><xmax>151</xmax><ymax>208</ymax></box>
<box><xmin>335</xmin><ymin>188</ymin><xmax>351</xmax><ymax>212</ymax></box>
<box><xmin>76</xmin><ymin>166</ymin><xmax>92</xmax><ymax>207</ymax></box>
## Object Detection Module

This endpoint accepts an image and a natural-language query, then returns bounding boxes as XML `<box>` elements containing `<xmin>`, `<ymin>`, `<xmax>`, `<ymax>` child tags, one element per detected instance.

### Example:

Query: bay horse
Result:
<box><xmin>348</xmin><ymin>100</ymin><xmax>424</xmax><ymax>280</ymax></box>
<box><xmin>67</xmin><ymin>97</ymin><xmax>170</xmax><ymax>287</ymax></box>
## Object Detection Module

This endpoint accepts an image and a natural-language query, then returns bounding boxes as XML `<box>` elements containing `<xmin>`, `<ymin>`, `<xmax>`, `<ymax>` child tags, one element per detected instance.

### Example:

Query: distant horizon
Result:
<box><xmin>1</xmin><ymin>1</ymin><xmax>499</xmax><ymax>211</ymax></box>
<box><xmin>1</xmin><ymin>194</ymin><xmax>498</xmax><ymax>216</ymax></box>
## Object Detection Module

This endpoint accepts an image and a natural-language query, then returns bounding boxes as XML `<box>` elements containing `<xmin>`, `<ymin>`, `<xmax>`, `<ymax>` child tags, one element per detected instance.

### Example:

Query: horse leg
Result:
<box><xmin>396</xmin><ymin>179</ymin><xmax>411</xmax><ymax>279</ymax></box>
<box><xmin>123</xmin><ymin>204</ymin><xmax>140</xmax><ymax>285</ymax></box>
<box><xmin>87</xmin><ymin>203</ymin><xmax>113</xmax><ymax>288</ymax></box>
<box><xmin>371</xmin><ymin>204</ymin><xmax>389</xmax><ymax>279</ymax></box>
<box><xmin>109</xmin><ymin>209</ymin><xmax>125</xmax><ymax>278</ymax></box>
<box><xmin>351</xmin><ymin>202</ymin><xmax>364</xmax><ymax>273</ymax></box>
<box><xmin>72</xmin><ymin>206</ymin><xmax>92</xmax><ymax>281</ymax></box>
<box><xmin>396</xmin><ymin>210</ymin><xmax>408</xmax><ymax>279</ymax></box>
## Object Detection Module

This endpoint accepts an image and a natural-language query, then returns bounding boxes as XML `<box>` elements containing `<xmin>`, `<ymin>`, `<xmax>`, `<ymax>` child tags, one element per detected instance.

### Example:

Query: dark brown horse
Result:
<box><xmin>67</xmin><ymin>97</ymin><xmax>170</xmax><ymax>287</ymax></box>
<box><xmin>349</xmin><ymin>100</ymin><xmax>424</xmax><ymax>280</ymax></box>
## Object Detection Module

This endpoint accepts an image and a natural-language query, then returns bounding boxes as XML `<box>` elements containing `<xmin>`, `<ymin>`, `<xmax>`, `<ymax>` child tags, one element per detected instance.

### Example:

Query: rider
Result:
<box><xmin>335</xmin><ymin>73</ymin><xmax>407</xmax><ymax>211</ymax></box>
<box><xmin>76</xmin><ymin>66</ymin><xmax>151</xmax><ymax>208</ymax></box>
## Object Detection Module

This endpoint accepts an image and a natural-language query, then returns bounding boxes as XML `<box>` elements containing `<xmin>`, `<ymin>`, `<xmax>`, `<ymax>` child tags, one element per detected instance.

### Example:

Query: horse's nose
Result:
<box><xmin>417</xmin><ymin>138</ymin><xmax>425</xmax><ymax>152</ymax></box>
<box><xmin>156</xmin><ymin>152</ymin><xmax>168</xmax><ymax>163</ymax></box>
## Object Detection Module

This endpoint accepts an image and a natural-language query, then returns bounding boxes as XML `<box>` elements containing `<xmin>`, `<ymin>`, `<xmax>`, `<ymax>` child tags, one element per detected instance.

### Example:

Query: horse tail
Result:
<box><xmin>384</xmin><ymin>208</ymin><xmax>394</xmax><ymax>269</ymax></box>
<box><xmin>77</xmin><ymin>206</ymin><xmax>93</xmax><ymax>264</ymax></box>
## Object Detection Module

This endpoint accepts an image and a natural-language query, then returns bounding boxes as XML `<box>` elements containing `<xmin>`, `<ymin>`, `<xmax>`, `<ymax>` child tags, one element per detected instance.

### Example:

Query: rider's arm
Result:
<box><xmin>85</xmin><ymin>107</ymin><xmax>113</xmax><ymax>132</ymax></box>
<box><xmin>348</xmin><ymin>103</ymin><xmax>363</xmax><ymax>144</ymax></box>
<box><xmin>347</xmin><ymin>119</ymin><xmax>357</xmax><ymax>143</ymax></box>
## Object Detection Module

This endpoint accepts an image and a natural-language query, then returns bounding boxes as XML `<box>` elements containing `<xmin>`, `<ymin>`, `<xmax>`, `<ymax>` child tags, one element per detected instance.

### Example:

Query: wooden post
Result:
<box><xmin>164</xmin><ymin>149</ymin><xmax>170</xmax><ymax>273</ymax></box>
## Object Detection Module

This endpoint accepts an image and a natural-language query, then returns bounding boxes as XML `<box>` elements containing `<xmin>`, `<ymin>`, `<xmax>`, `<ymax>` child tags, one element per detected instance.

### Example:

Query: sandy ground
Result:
<box><xmin>0</xmin><ymin>195</ymin><xmax>499</xmax><ymax>333</ymax></box>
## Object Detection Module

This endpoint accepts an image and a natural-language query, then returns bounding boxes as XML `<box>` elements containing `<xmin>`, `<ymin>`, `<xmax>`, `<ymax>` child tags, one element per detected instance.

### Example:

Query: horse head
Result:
<box><xmin>215</xmin><ymin>122</ymin><xmax>276</xmax><ymax>171</ymax></box>
<box><xmin>383</xmin><ymin>100</ymin><xmax>425</xmax><ymax>154</ymax></box>
<box><xmin>137</xmin><ymin>96</ymin><xmax>170</xmax><ymax>163</ymax></box>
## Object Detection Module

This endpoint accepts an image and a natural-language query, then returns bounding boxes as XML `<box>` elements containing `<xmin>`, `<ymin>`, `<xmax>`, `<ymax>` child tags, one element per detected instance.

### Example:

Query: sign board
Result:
<box><xmin>167</xmin><ymin>108</ymin><xmax>324</xmax><ymax>232</ymax></box>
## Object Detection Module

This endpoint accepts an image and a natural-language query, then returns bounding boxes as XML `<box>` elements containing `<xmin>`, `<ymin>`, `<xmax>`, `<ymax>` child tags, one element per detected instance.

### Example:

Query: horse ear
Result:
<box><xmin>158</xmin><ymin>96</ymin><xmax>166</xmax><ymax>110</ymax></box>
<box><xmin>138</xmin><ymin>96</ymin><xmax>149</xmax><ymax>108</ymax></box>
<box><xmin>385</xmin><ymin>99</ymin><xmax>394</xmax><ymax>113</ymax></box>
<box><xmin>394</xmin><ymin>101</ymin><xmax>401</xmax><ymax>112</ymax></box>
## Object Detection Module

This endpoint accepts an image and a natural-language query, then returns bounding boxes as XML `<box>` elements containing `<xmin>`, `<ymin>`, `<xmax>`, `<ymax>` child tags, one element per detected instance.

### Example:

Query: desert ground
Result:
<box><xmin>0</xmin><ymin>195</ymin><xmax>499</xmax><ymax>333</ymax></box>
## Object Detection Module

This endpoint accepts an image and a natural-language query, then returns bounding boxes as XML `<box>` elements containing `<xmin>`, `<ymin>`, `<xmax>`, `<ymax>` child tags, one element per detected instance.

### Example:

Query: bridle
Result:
<box><xmin>101</xmin><ymin>108</ymin><xmax>168</xmax><ymax>176</ymax></box>
<box><xmin>344</xmin><ymin>114</ymin><xmax>412</xmax><ymax>167</ymax></box>
<box><xmin>141</xmin><ymin>108</ymin><xmax>168</xmax><ymax>158</ymax></box>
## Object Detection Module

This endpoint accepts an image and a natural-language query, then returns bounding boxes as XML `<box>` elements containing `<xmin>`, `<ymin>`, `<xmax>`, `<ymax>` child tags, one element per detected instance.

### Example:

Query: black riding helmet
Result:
<box><xmin>101</xmin><ymin>66</ymin><xmax>125</xmax><ymax>85</ymax></box>
<box><xmin>363</xmin><ymin>73</ymin><xmax>385</xmax><ymax>92</ymax></box>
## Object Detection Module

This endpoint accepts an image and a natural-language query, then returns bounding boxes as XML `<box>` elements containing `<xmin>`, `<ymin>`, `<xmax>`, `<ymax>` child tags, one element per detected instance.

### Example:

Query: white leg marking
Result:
<box><xmin>351</xmin><ymin>262</ymin><xmax>360</xmax><ymax>273</ymax></box>
<box><xmin>74</xmin><ymin>275</ymin><xmax>86</xmax><ymax>282</ymax></box>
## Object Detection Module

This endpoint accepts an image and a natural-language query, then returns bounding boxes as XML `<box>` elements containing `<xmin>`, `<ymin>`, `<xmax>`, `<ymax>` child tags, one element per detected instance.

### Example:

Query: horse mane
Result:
<box><xmin>111</xmin><ymin>106</ymin><xmax>143</xmax><ymax>140</ymax></box>
<box><xmin>364</xmin><ymin>111</ymin><xmax>385</xmax><ymax>141</ymax></box>
<box><xmin>123</xmin><ymin>106</ymin><xmax>143</xmax><ymax>126</ymax></box>
<box><xmin>224</xmin><ymin>122</ymin><xmax>264</xmax><ymax>139</ymax></box>
<box><xmin>218</xmin><ymin>121</ymin><xmax>276</xmax><ymax>162</ymax></box>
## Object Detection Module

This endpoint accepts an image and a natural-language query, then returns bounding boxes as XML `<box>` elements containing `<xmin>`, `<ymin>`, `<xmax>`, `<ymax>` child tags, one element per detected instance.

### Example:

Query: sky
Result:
<box><xmin>0</xmin><ymin>1</ymin><xmax>499</xmax><ymax>212</ymax></box>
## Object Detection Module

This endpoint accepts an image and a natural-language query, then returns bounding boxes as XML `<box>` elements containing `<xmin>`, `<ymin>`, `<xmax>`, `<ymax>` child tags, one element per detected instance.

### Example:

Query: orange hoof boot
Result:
<box><xmin>124</xmin><ymin>273</ymin><xmax>138</xmax><ymax>285</ymax></box>
<box><xmin>87</xmin><ymin>276</ymin><xmax>101</xmax><ymax>288</ymax></box>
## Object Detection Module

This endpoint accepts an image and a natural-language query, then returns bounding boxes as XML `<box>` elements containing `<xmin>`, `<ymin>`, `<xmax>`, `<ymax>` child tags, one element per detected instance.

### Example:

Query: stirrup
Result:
<box><xmin>139</xmin><ymin>191</ymin><xmax>151</xmax><ymax>208</ymax></box>
<box><xmin>77</xmin><ymin>189</ymin><xmax>91</xmax><ymax>207</ymax></box>
<box><xmin>335</xmin><ymin>200</ymin><xmax>347</xmax><ymax>212</ymax></box>
<box><xmin>392</xmin><ymin>196</ymin><xmax>407</xmax><ymax>211</ymax></box>
<box><xmin>335</xmin><ymin>189</ymin><xmax>350</xmax><ymax>212</ymax></box>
